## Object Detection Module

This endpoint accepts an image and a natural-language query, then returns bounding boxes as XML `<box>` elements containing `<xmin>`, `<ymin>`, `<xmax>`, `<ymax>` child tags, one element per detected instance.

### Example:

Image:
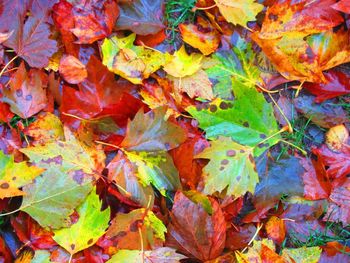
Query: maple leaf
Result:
<box><xmin>166</xmin><ymin>192</ymin><xmax>226</xmax><ymax>261</ymax></box>
<box><xmin>23</xmin><ymin>112</ymin><xmax>64</xmax><ymax>145</ymax></box>
<box><xmin>20</xmin><ymin>166</ymin><xmax>93</xmax><ymax>229</ymax></box>
<box><xmin>70</xmin><ymin>0</ymin><xmax>119</xmax><ymax>44</ymax></box>
<box><xmin>206</xmin><ymin>35</ymin><xmax>262</xmax><ymax>99</ymax></box>
<box><xmin>0</xmin><ymin>150</ymin><xmax>43</xmax><ymax>199</ymax></box>
<box><xmin>58</xmin><ymin>55</ymin><xmax>87</xmax><ymax>84</ymax></box>
<box><xmin>121</xmin><ymin>107</ymin><xmax>186</xmax><ymax>152</ymax></box>
<box><xmin>115</xmin><ymin>0</ymin><xmax>165</xmax><ymax>35</ymax></box>
<box><xmin>4</xmin><ymin>17</ymin><xmax>57</xmax><ymax>68</ymax></box>
<box><xmin>196</xmin><ymin>137</ymin><xmax>258</xmax><ymax>197</ymax></box>
<box><xmin>213</xmin><ymin>0</ymin><xmax>263</xmax><ymax>28</ymax></box>
<box><xmin>101</xmin><ymin>34</ymin><xmax>165</xmax><ymax>84</ymax></box>
<box><xmin>187</xmin><ymin>85</ymin><xmax>280</xmax><ymax>157</ymax></box>
<box><xmin>2</xmin><ymin>62</ymin><xmax>48</xmax><ymax>119</ymax></box>
<box><xmin>53</xmin><ymin>188</ymin><xmax>110</xmax><ymax>255</ymax></box>
<box><xmin>106</xmin><ymin>247</ymin><xmax>186</xmax><ymax>263</ymax></box>
<box><xmin>106</xmin><ymin>208</ymin><xmax>166</xmax><ymax>250</ymax></box>
<box><xmin>179</xmin><ymin>17</ymin><xmax>220</xmax><ymax>56</ymax></box>
<box><xmin>20</xmin><ymin>127</ymin><xmax>105</xmax><ymax>177</ymax></box>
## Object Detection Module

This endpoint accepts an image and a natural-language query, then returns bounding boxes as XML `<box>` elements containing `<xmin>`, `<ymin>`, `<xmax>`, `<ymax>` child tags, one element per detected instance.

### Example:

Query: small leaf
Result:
<box><xmin>53</xmin><ymin>188</ymin><xmax>110</xmax><ymax>255</ymax></box>
<box><xmin>196</xmin><ymin>137</ymin><xmax>258</xmax><ymax>197</ymax></box>
<box><xmin>101</xmin><ymin>34</ymin><xmax>165</xmax><ymax>84</ymax></box>
<box><xmin>0</xmin><ymin>150</ymin><xmax>43</xmax><ymax>199</ymax></box>
<box><xmin>59</xmin><ymin>55</ymin><xmax>87</xmax><ymax>84</ymax></box>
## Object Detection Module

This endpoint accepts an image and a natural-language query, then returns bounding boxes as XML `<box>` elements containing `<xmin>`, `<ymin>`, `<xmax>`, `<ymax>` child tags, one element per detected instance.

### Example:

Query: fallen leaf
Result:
<box><xmin>196</xmin><ymin>137</ymin><xmax>258</xmax><ymax>197</ymax></box>
<box><xmin>166</xmin><ymin>192</ymin><xmax>226</xmax><ymax>261</ymax></box>
<box><xmin>53</xmin><ymin>188</ymin><xmax>110</xmax><ymax>255</ymax></box>
<box><xmin>179</xmin><ymin>17</ymin><xmax>220</xmax><ymax>55</ymax></box>
<box><xmin>214</xmin><ymin>0</ymin><xmax>263</xmax><ymax>28</ymax></box>
<box><xmin>332</xmin><ymin>0</ymin><xmax>350</xmax><ymax>13</ymax></box>
<box><xmin>59</xmin><ymin>55</ymin><xmax>87</xmax><ymax>84</ymax></box>
<box><xmin>2</xmin><ymin>62</ymin><xmax>48</xmax><ymax>119</ymax></box>
<box><xmin>265</xmin><ymin>216</ymin><xmax>286</xmax><ymax>245</ymax></box>
<box><xmin>325</xmin><ymin>125</ymin><xmax>349</xmax><ymax>152</ymax></box>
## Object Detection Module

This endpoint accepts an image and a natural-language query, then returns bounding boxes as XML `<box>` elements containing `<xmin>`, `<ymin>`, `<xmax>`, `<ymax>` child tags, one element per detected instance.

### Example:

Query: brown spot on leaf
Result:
<box><xmin>73</xmin><ymin>170</ymin><xmax>84</xmax><ymax>185</ymax></box>
<box><xmin>12</xmin><ymin>177</ymin><xmax>16</xmax><ymax>181</ymax></box>
<box><xmin>219</xmin><ymin>166</ymin><xmax>225</xmax><ymax>171</ymax></box>
<box><xmin>15</xmin><ymin>89</ymin><xmax>23</xmax><ymax>97</ymax></box>
<box><xmin>0</xmin><ymin>182</ymin><xmax>9</xmax><ymax>189</ymax></box>
<box><xmin>240</xmin><ymin>149</ymin><xmax>245</xmax><ymax>153</ymax></box>
<box><xmin>209</xmin><ymin>104</ymin><xmax>217</xmax><ymax>112</ymax></box>
<box><xmin>87</xmin><ymin>238</ymin><xmax>93</xmax><ymax>245</ymax></box>
<box><xmin>219</xmin><ymin>101</ymin><xmax>228</xmax><ymax>110</ymax></box>
<box><xmin>130</xmin><ymin>219</ymin><xmax>143</xmax><ymax>232</ymax></box>
<box><xmin>25</xmin><ymin>94</ymin><xmax>32</xmax><ymax>101</ymax></box>
<box><xmin>70</xmin><ymin>244</ymin><xmax>75</xmax><ymax>250</ymax></box>
<box><xmin>226</xmin><ymin>150</ymin><xmax>236</xmax><ymax>157</ymax></box>
<box><xmin>243</xmin><ymin>121</ymin><xmax>249</xmax><ymax>127</ymax></box>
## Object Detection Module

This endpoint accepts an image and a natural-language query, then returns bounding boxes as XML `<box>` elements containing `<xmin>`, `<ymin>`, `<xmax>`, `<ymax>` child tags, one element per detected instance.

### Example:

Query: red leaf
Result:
<box><xmin>71</xmin><ymin>0</ymin><xmax>119</xmax><ymax>44</ymax></box>
<box><xmin>299</xmin><ymin>157</ymin><xmax>331</xmax><ymax>200</ymax></box>
<box><xmin>166</xmin><ymin>192</ymin><xmax>226</xmax><ymax>261</ymax></box>
<box><xmin>11</xmin><ymin>212</ymin><xmax>56</xmax><ymax>250</ymax></box>
<box><xmin>304</xmin><ymin>71</ymin><xmax>350</xmax><ymax>103</ymax></box>
<box><xmin>313</xmin><ymin>145</ymin><xmax>350</xmax><ymax>180</ymax></box>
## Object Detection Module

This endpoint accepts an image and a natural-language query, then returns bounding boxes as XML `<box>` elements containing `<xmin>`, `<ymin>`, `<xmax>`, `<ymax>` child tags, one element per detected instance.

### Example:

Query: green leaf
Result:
<box><xmin>53</xmin><ymin>188</ymin><xmax>110</xmax><ymax>255</ymax></box>
<box><xmin>187</xmin><ymin>84</ymin><xmax>280</xmax><ymax>156</ymax></box>
<box><xmin>106</xmin><ymin>247</ymin><xmax>186</xmax><ymax>263</ymax></box>
<box><xmin>101</xmin><ymin>34</ymin><xmax>165</xmax><ymax>84</ymax></box>
<box><xmin>20</xmin><ymin>127</ymin><xmax>105</xmax><ymax>176</ymax></box>
<box><xmin>125</xmin><ymin>151</ymin><xmax>181</xmax><ymax>196</ymax></box>
<box><xmin>183</xmin><ymin>190</ymin><xmax>213</xmax><ymax>215</ymax></box>
<box><xmin>106</xmin><ymin>208</ymin><xmax>167</xmax><ymax>250</ymax></box>
<box><xmin>0</xmin><ymin>150</ymin><xmax>43</xmax><ymax>199</ymax></box>
<box><xmin>206</xmin><ymin>35</ymin><xmax>261</xmax><ymax>99</ymax></box>
<box><xmin>20</xmin><ymin>166</ymin><xmax>93</xmax><ymax>229</ymax></box>
<box><xmin>196</xmin><ymin>137</ymin><xmax>258</xmax><ymax>197</ymax></box>
<box><xmin>282</xmin><ymin>246</ymin><xmax>322</xmax><ymax>263</ymax></box>
<box><xmin>121</xmin><ymin>107</ymin><xmax>186</xmax><ymax>152</ymax></box>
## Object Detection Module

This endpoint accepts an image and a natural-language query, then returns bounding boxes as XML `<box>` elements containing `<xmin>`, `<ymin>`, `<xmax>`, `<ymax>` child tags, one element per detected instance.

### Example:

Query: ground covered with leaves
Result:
<box><xmin>0</xmin><ymin>0</ymin><xmax>350</xmax><ymax>262</ymax></box>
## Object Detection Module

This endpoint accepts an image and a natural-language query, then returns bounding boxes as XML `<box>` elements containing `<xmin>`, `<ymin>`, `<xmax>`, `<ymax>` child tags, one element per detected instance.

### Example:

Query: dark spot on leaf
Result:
<box><xmin>219</xmin><ymin>101</ymin><xmax>228</xmax><ymax>110</ymax></box>
<box><xmin>42</xmin><ymin>156</ymin><xmax>63</xmax><ymax>165</ymax></box>
<box><xmin>87</xmin><ymin>238</ymin><xmax>93</xmax><ymax>245</ymax></box>
<box><xmin>196</xmin><ymin>104</ymin><xmax>203</xmax><ymax>111</ymax></box>
<box><xmin>240</xmin><ymin>149</ymin><xmax>245</xmax><ymax>153</ymax></box>
<box><xmin>236</xmin><ymin>176</ymin><xmax>241</xmax><ymax>181</ymax></box>
<box><xmin>25</xmin><ymin>94</ymin><xmax>32</xmax><ymax>101</ymax></box>
<box><xmin>70</xmin><ymin>244</ymin><xmax>75</xmax><ymax>250</ymax></box>
<box><xmin>58</xmin><ymin>142</ymin><xmax>64</xmax><ymax>147</ymax></box>
<box><xmin>227</xmin><ymin>102</ymin><xmax>233</xmax><ymax>108</ymax></box>
<box><xmin>12</xmin><ymin>177</ymin><xmax>16</xmax><ymax>181</ymax></box>
<box><xmin>243</xmin><ymin>121</ymin><xmax>249</xmax><ymax>127</ymax></box>
<box><xmin>258</xmin><ymin>143</ymin><xmax>264</xmax><ymax>148</ymax></box>
<box><xmin>248</xmin><ymin>154</ymin><xmax>254</xmax><ymax>163</ymax></box>
<box><xmin>259</xmin><ymin>134</ymin><xmax>267</xmax><ymax>139</ymax></box>
<box><xmin>130</xmin><ymin>219</ymin><xmax>143</xmax><ymax>232</ymax></box>
<box><xmin>226</xmin><ymin>150</ymin><xmax>236</xmax><ymax>157</ymax></box>
<box><xmin>115</xmin><ymin>231</ymin><xmax>127</xmax><ymax>239</ymax></box>
<box><xmin>220</xmin><ymin>166</ymin><xmax>225</xmax><ymax>171</ymax></box>
<box><xmin>0</xmin><ymin>182</ymin><xmax>9</xmax><ymax>189</ymax></box>
<box><xmin>15</xmin><ymin>89</ymin><xmax>23</xmax><ymax>97</ymax></box>
<box><xmin>209</xmin><ymin>104</ymin><xmax>217</xmax><ymax>112</ymax></box>
<box><xmin>221</xmin><ymin>159</ymin><xmax>229</xmax><ymax>165</ymax></box>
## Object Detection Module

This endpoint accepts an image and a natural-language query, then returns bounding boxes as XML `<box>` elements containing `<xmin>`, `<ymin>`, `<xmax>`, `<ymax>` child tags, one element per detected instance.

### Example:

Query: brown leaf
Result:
<box><xmin>166</xmin><ymin>192</ymin><xmax>226</xmax><ymax>261</ymax></box>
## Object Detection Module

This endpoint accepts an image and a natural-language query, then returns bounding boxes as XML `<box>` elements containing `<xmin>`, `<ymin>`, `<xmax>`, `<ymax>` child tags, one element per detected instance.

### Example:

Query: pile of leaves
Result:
<box><xmin>0</xmin><ymin>0</ymin><xmax>350</xmax><ymax>262</ymax></box>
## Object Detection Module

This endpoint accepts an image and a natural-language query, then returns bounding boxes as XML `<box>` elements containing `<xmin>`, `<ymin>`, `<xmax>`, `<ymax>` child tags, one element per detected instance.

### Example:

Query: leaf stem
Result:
<box><xmin>192</xmin><ymin>4</ymin><xmax>217</xmax><ymax>11</ymax></box>
<box><xmin>94</xmin><ymin>140</ymin><xmax>124</xmax><ymax>152</ymax></box>
<box><xmin>253</xmin><ymin>126</ymin><xmax>288</xmax><ymax>149</ymax></box>
<box><xmin>280</xmin><ymin>139</ymin><xmax>307</xmax><ymax>156</ymax></box>
<box><xmin>0</xmin><ymin>55</ymin><xmax>18</xmax><ymax>78</ymax></box>
<box><xmin>268</xmin><ymin>93</ymin><xmax>293</xmax><ymax>133</ymax></box>
<box><xmin>241</xmin><ymin>223</ymin><xmax>263</xmax><ymax>253</ymax></box>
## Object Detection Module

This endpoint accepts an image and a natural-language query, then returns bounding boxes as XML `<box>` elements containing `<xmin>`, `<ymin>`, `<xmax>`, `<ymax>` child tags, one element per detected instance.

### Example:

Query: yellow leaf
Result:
<box><xmin>326</xmin><ymin>124</ymin><xmax>349</xmax><ymax>152</ymax></box>
<box><xmin>163</xmin><ymin>46</ymin><xmax>203</xmax><ymax>78</ymax></box>
<box><xmin>214</xmin><ymin>0</ymin><xmax>263</xmax><ymax>28</ymax></box>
